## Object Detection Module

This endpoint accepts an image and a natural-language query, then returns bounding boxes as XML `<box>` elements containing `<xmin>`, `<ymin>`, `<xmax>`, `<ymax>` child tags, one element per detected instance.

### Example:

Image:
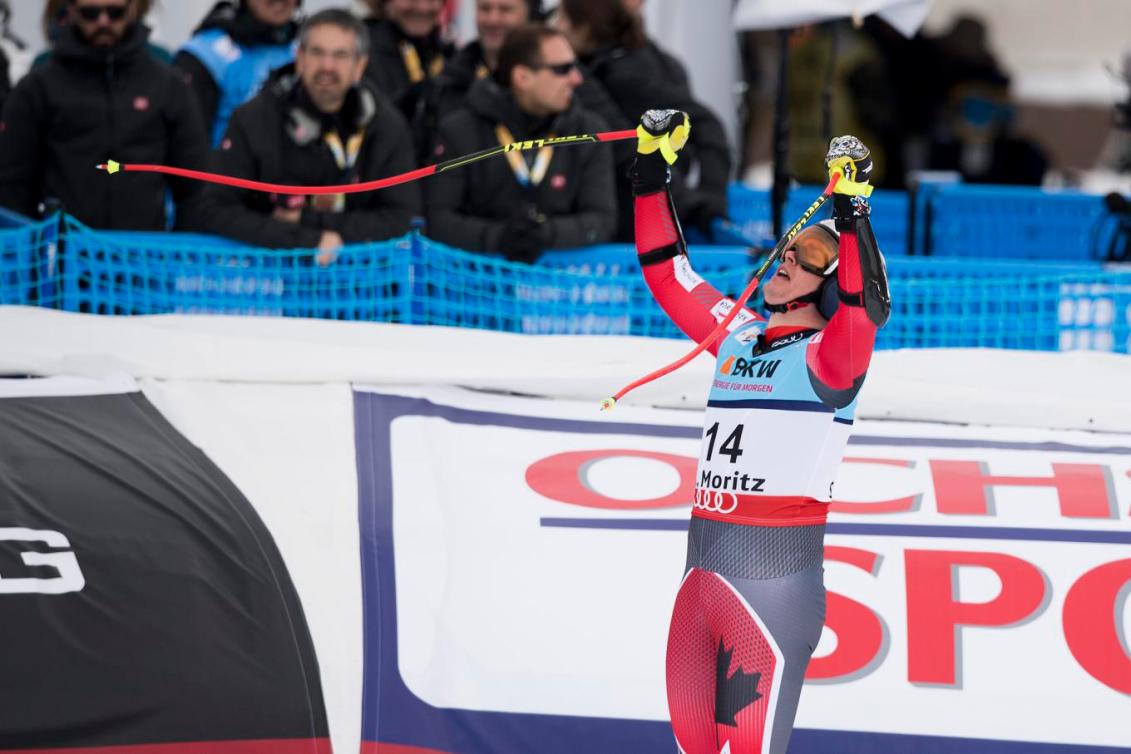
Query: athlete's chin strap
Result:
<box><xmin>764</xmin><ymin>293</ymin><xmax>819</xmax><ymax>313</ymax></box>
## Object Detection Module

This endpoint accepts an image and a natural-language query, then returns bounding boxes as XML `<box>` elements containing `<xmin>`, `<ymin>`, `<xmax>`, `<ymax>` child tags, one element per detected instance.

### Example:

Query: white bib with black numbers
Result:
<box><xmin>699</xmin><ymin>322</ymin><xmax>858</xmax><ymax>502</ymax></box>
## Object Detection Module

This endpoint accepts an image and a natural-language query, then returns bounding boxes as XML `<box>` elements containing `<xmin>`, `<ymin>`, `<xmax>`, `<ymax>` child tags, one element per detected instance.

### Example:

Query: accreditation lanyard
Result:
<box><xmin>400</xmin><ymin>40</ymin><xmax>445</xmax><ymax>84</ymax></box>
<box><xmin>320</xmin><ymin>129</ymin><xmax>365</xmax><ymax>212</ymax></box>
<box><xmin>495</xmin><ymin>124</ymin><xmax>554</xmax><ymax>189</ymax></box>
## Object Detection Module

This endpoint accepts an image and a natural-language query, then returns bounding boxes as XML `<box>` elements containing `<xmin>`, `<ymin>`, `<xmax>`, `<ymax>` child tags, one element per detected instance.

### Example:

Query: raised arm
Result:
<box><xmin>807</xmin><ymin>136</ymin><xmax>891</xmax><ymax>405</ymax></box>
<box><xmin>633</xmin><ymin>110</ymin><xmax>762</xmax><ymax>356</ymax></box>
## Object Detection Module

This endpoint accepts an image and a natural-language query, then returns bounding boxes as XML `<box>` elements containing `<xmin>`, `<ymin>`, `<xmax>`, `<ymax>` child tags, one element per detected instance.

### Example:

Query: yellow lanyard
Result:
<box><xmin>399</xmin><ymin>40</ymin><xmax>445</xmax><ymax>84</ymax></box>
<box><xmin>495</xmin><ymin>124</ymin><xmax>554</xmax><ymax>188</ymax></box>
<box><xmin>319</xmin><ymin>130</ymin><xmax>365</xmax><ymax>212</ymax></box>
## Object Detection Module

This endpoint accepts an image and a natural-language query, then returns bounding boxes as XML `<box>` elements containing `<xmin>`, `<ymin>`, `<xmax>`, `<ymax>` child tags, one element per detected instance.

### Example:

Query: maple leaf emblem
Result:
<box><xmin>715</xmin><ymin>638</ymin><xmax>762</xmax><ymax>726</ymax></box>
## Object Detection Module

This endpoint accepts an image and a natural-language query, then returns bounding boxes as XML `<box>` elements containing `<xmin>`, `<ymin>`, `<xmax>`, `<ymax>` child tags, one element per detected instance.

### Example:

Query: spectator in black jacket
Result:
<box><xmin>175</xmin><ymin>0</ymin><xmax>300</xmax><ymax>146</ymax></box>
<box><xmin>433</xmin><ymin>0</ymin><xmax>628</xmax><ymax>135</ymax></box>
<box><xmin>557</xmin><ymin>0</ymin><xmax>732</xmax><ymax>240</ymax></box>
<box><xmin>358</xmin><ymin>0</ymin><xmax>453</xmax><ymax>163</ymax></box>
<box><xmin>427</xmin><ymin>24</ymin><xmax>616</xmax><ymax>262</ymax></box>
<box><xmin>431</xmin><ymin>0</ymin><xmax>535</xmax><ymax>119</ymax></box>
<box><xmin>0</xmin><ymin>0</ymin><xmax>208</xmax><ymax>229</ymax></box>
<box><xmin>0</xmin><ymin>44</ymin><xmax>8</xmax><ymax>114</ymax></box>
<box><xmin>191</xmin><ymin>9</ymin><xmax>419</xmax><ymax>261</ymax></box>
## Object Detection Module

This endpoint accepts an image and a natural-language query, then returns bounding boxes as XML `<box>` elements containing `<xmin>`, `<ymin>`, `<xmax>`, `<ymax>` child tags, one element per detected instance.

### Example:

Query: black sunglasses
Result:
<box><xmin>530</xmin><ymin>60</ymin><xmax>579</xmax><ymax>76</ymax></box>
<box><xmin>76</xmin><ymin>4</ymin><xmax>130</xmax><ymax>22</ymax></box>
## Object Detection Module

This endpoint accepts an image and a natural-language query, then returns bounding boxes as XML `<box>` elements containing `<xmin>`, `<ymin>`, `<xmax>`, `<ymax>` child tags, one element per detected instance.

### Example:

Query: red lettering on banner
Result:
<box><xmin>525</xmin><ymin>450</ymin><xmax>695</xmax><ymax>510</ymax></box>
<box><xmin>929</xmin><ymin>461</ymin><xmax>1115</xmax><ymax>518</ymax></box>
<box><xmin>807</xmin><ymin>546</ymin><xmax>886</xmax><ymax>681</ymax></box>
<box><xmin>1063</xmin><ymin>559</ymin><xmax>1131</xmax><ymax>695</ymax></box>
<box><xmin>830</xmin><ymin>458</ymin><xmax>919</xmax><ymax>514</ymax></box>
<box><xmin>905</xmin><ymin>550</ymin><xmax>1047</xmax><ymax>686</ymax></box>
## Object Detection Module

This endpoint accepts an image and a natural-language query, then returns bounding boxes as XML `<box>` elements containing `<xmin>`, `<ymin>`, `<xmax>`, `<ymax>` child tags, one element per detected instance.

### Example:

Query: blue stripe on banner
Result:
<box><xmin>834</xmin><ymin>416</ymin><xmax>854</xmax><ymax>425</ymax></box>
<box><xmin>792</xmin><ymin>729</ymin><xmax>1131</xmax><ymax>754</ymax></box>
<box><xmin>707</xmin><ymin>398</ymin><xmax>834</xmax><ymax>412</ymax></box>
<box><xmin>541</xmin><ymin>517</ymin><xmax>688</xmax><ymax>531</ymax></box>
<box><xmin>849</xmin><ymin>434</ymin><xmax>1131</xmax><ymax>454</ymax></box>
<box><xmin>828</xmin><ymin>523</ymin><xmax>1131</xmax><ymax>544</ymax></box>
<box><xmin>540</xmin><ymin>518</ymin><xmax>1131</xmax><ymax>544</ymax></box>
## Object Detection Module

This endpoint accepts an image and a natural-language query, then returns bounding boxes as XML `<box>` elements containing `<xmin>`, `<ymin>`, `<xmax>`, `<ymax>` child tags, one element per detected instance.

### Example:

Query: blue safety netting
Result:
<box><xmin>882</xmin><ymin>258</ymin><xmax>1131</xmax><ymax>352</ymax></box>
<box><xmin>921</xmin><ymin>184</ymin><xmax>1108</xmax><ymax>261</ymax></box>
<box><xmin>2</xmin><ymin>195</ymin><xmax>1129</xmax><ymax>353</ymax></box>
<box><xmin>0</xmin><ymin>215</ymin><xmax>60</xmax><ymax>307</ymax></box>
<box><xmin>727</xmin><ymin>184</ymin><xmax>911</xmax><ymax>255</ymax></box>
<box><xmin>415</xmin><ymin>237</ymin><xmax>756</xmax><ymax>337</ymax></box>
<box><xmin>61</xmin><ymin>217</ymin><xmax>413</xmax><ymax>321</ymax></box>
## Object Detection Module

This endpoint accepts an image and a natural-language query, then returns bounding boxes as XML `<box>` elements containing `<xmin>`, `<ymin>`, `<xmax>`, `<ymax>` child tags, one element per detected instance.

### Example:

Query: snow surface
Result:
<box><xmin>3</xmin><ymin>305</ymin><xmax>1130</xmax><ymax>433</ymax></box>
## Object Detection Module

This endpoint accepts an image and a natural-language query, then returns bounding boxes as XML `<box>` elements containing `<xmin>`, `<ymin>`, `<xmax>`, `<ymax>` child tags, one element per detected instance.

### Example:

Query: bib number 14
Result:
<box><xmin>704</xmin><ymin>422</ymin><xmax>744</xmax><ymax>463</ymax></box>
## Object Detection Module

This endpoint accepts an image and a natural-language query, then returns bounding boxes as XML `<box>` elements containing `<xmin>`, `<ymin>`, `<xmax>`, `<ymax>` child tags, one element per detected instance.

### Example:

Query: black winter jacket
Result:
<box><xmin>0</xmin><ymin>24</ymin><xmax>208</xmax><ymax>229</ymax></box>
<box><xmin>190</xmin><ymin>75</ymin><xmax>420</xmax><ymax>248</ymax></box>
<box><xmin>431</xmin><ymin>41</ymin><xmax>630</xmax><ymax>135</ymax></box>
<box><xmin>585</xmin><ymin>41</ymin><xmax>732</xmax><ymax>236</ymax></box>
<box><xmin>362</xmin><ymin>19</ymin><xmax>453</xmax><ymax>164</ymax></box>
<box><xmin>426</xmin><ymin>78</ymin><xmax>616</xmax><ymax>252</ymax></box>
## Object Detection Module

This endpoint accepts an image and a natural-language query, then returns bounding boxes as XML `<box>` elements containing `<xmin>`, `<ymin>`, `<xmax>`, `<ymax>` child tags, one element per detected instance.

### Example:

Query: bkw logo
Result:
<box><xmin>719</xmin><ymin>357</ymin><xmax>781</xmax><ymax>379</ymax></box>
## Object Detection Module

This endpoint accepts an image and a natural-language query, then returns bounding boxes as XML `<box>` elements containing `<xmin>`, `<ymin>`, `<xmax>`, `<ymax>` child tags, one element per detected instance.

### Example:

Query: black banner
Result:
<box><xmin>0</xmin><ymin>388</ymin><xmax>329</xmax><ymax>751</ymax></box>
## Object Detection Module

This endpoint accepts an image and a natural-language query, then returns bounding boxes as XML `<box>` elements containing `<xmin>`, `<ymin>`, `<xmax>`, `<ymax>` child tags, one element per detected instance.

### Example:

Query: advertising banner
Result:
<box><xmin>354</xmin><ymin>386</ymin><xmax>1131</xmax><ymax>754</ymax></box>
<box><xmin>0</xmin><ymin>379</ymin><xmax>330</xmax><ymax>753</ymax></box>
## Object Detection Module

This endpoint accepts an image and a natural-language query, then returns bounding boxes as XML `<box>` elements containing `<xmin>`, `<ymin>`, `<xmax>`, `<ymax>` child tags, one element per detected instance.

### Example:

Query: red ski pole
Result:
<box><xmin>97</xmin><ymin>129</ymin><xmax>638</xmax><ymax>195</ymax></box>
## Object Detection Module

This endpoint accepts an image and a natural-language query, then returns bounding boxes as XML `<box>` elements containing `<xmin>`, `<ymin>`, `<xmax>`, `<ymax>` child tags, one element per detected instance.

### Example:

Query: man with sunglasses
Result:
<box><xmin>430</xmin><ymin>0</ymin><xmax>627</xmax><ymax>136</ymax></box>
<box><xmin>630</xmin><ymin>110</ymin><xmax>890</xmax><ymax>754</ymax></box>
<box><xmin>426</xmin><ymin>24</ymin><xmax>615</xmax><ymax>263</ymax></box>
<box><xmin>0</xmin><ymin>0</ymin><xmax>208</xmax><ymax>230</ymax></box>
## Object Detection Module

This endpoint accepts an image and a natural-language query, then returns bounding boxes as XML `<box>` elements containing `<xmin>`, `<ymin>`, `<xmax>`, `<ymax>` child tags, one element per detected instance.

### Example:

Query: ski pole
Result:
<box><xmin>600</xmin><ymin>174</ymin><xmax>840</xmax><ymax>411</ymax></box>
<box><xmin>96</xmin><ymin>129</ymin><xmax>637</xmax><ymax>196</ymax></box>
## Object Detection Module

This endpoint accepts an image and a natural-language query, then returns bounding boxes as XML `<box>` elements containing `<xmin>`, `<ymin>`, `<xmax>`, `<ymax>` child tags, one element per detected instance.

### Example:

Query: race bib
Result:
<box><xmin>695</xmin><ymin>405</ymin><xmax>846</xmax><ymax>500</ymax></box>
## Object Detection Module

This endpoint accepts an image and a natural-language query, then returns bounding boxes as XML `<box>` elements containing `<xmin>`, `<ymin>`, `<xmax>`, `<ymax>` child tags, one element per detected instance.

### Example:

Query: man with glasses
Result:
<box><xmin>426</xmin><ymin>24</ymin><xmax>615</xmax><ymax>263</ymax></box>
<box><xmin>0</xmin><ymin>0</ymin><xmax>208</xmax><ymax>230</ymax></box>
<box><xmin>189</xmin><ymin>9</ymin><xmax>419</xmax><ymax>261</ymax></box>
<box><xmin>176</xmin><ymin>0</ymin><xmax>301</xmax><ymax>146</ymax></box>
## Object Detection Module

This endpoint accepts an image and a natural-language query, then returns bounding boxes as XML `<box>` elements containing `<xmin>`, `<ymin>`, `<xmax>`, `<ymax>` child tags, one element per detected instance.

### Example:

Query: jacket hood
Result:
<box><xmin>196</xmin><ymin>1</ymin><xmax>298</xmax><ymax>46</ymax></box>
<box><xmin>272</xmin><ymin>72</ymin><xmax>381</xmax><ymax>147</ymax></box>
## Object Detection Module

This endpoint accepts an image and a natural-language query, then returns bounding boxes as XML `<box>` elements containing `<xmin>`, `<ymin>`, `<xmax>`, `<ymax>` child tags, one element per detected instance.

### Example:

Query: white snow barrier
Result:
<box><xmin>2</xmin><ymin>306</ymin><xmax>1130</xmax><ymax>754</ymax></box>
